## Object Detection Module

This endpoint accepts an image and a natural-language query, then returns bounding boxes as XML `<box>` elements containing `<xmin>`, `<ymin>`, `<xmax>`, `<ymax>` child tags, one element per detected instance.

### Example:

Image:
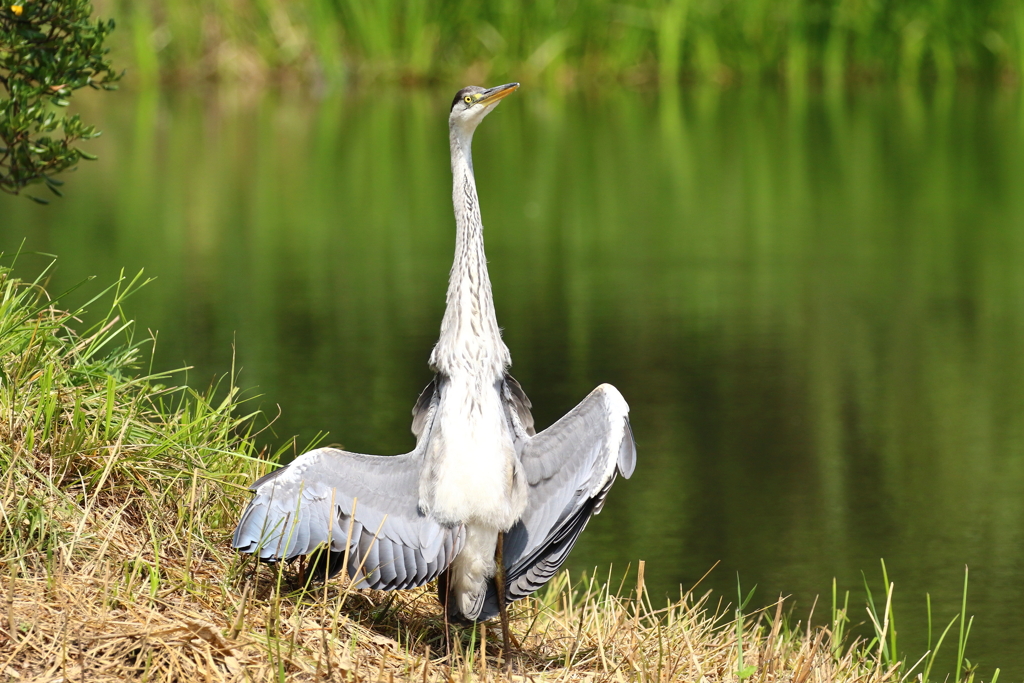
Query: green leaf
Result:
<box><xmin>1</xmin><ymin>0</ymin><xmax>121</xmax><ymax>199</ymax></box>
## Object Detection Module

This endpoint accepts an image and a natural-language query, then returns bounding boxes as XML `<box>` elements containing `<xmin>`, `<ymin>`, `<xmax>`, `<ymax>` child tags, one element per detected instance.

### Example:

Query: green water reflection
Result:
<box><xmin>2</xmin><ymin>85</ymin><xmax>1023</xmax><ymax>678</ymax></box>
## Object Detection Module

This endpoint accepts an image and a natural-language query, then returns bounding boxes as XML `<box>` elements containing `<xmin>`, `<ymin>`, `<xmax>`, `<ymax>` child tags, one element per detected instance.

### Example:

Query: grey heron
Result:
<box><xmin>232</xmin><ymin>83</ymin><xmax>636</xmax><ymax>651</ymax></box>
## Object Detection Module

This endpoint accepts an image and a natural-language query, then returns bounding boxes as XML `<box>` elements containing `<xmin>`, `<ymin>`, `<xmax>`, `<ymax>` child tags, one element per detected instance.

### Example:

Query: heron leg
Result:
<box><xmin>494</xmin><ymin>531</ymin><xmax>520</xmax><ymax>669</ymax></box>
<box><xmin>438</xmin><ymin>568</ymin><xmax>453</xmax><ymax>656</ymax></box>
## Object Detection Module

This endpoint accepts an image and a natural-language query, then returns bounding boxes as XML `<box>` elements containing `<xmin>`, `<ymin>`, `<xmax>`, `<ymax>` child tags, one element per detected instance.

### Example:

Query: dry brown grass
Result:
<box><xmin>1</xmin><ymin>531</ymin><xmax>902</xmax><ymax>683</ymax></box>
<box><xmin>0</xmin><ymin>455</ymin><xmax>900</xmax><ymax>683</ymax></box>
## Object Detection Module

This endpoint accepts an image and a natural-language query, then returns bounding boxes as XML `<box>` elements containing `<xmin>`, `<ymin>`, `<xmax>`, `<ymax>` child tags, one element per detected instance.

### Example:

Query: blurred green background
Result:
<box><xmin>95</xmin><ymin>0</ymin><xmax>1024</xmax><ymax>87</ymax></box>
<box><xmin>5</xmin><ymin>0</ymin><xmax>1024</xmax><ymax>678</ymax></box>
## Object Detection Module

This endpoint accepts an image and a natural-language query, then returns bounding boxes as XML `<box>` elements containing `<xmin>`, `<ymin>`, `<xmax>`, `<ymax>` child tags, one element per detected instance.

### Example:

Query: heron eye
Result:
<box><xmin>464</xmin><ymin>96</ymin><xmax>473</xmax><ymax>104</ymax></box>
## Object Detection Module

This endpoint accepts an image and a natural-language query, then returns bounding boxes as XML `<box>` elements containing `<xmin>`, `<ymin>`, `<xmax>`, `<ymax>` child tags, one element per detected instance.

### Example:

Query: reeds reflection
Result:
<box><xmin>2</xmin><ymin>84</ymin><xmax>1023</xmax><ymax>678</ymax></box>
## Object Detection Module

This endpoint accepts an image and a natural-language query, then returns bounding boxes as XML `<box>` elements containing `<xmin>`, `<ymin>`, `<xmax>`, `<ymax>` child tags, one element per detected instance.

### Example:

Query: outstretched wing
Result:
<box><xmin>233</xmin><ymin>387</ymin><xmax>464</xmax><ymax>590</ymax></box>
<box><xmin>480</xmin><ymin>383</ymin><xmax>635</xmax><ymax>619</ymax></box>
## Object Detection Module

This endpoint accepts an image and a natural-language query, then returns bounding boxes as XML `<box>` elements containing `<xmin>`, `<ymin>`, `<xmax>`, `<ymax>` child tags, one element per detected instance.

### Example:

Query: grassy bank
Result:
<box><xmin>92</xmin><ymin>0</ymin><xmax>1024</xmax><ymax>87</ymax></box>
<box><xmin>0</xmin><ymin>263</ymin><xmax>994</xmax><ymax>681</ymax></box>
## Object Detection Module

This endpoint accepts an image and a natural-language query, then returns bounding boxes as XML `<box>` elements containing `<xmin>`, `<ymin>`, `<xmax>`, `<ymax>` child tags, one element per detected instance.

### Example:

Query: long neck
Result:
<box><xmin>429</xmin><ymin>127</ymin><xmax>510</xmax><ymax>377</ymax></box>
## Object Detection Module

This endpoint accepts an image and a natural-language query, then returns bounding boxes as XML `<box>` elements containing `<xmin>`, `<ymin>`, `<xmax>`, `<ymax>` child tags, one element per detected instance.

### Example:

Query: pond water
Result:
<box><xmin>3</xmin><ymin>84</ymin><xmax>1024</xmax><ymax>679</ymax></box>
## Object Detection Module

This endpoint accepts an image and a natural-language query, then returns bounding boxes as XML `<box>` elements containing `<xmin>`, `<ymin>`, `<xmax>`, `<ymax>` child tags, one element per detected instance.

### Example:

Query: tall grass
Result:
<box><xmin>0</xmin><ymin>258</ymin><xmax>267</xmax><ymax>581</ymax></box>
<box><xmin>92</xmin><ymin>0</ymin><xmax>1024</xmax><ymax>85</ymax></box>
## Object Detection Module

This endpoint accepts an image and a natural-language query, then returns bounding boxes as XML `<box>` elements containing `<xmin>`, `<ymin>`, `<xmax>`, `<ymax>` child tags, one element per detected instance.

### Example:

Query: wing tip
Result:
<box><xmin>593</xmin><ymin>383</ymin><xmax>635</xmax><ymax>479</ymax></box>
<box><xmin>618</xmin><ymin>417</ymin><xmax>637</xmax><ymax>479</ymax></box>
<box><xmin>595</xmin><ymin>383</ymin><xmax>628</xmax><ymax>411</ymax></box>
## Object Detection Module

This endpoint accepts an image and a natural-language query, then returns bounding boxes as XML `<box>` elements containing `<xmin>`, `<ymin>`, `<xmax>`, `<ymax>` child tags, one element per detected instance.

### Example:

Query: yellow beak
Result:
<box><xmin>475</xmin><ymin>83</ymin><xmax>520</xmax><ymax>107</ymax></box>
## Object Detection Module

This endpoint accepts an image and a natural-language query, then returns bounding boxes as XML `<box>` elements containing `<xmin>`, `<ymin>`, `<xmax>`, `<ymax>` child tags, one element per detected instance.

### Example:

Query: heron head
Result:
<box><xmin>449</xmin><ymin>83</ymin><xmax>519</xmax><ymax>134</ymax></box>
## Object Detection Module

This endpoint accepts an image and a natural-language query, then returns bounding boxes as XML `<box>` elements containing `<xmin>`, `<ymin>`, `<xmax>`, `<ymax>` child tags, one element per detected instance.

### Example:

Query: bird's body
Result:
<box><xmin>233</xmin><ymin>83</ymin><xmax>635</xmax><ymax>626</ymax></box>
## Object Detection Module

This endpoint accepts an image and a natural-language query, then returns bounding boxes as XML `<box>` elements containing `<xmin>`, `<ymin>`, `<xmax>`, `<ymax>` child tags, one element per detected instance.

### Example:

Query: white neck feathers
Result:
<box><xmin>429</xmin><ymin>128</ymin><xmax>511</xmax><ymax>378</ymax></box>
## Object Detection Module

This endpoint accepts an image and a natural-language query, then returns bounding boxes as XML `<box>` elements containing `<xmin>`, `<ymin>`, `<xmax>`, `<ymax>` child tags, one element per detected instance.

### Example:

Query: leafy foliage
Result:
<box><xmin>0</xmin><ymin>0</ymin><xmax>120</xmax><ymax>200</ymax></box>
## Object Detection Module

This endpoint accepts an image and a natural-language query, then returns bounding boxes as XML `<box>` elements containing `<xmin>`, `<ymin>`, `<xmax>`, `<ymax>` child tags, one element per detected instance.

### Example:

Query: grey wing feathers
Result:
<box><xmin>480</xmin><ymin>383</ymin><xmax>635</xmax><ymax>620</ymax></box>
<box><xmin>233</xmin><ymin>443</ymin><xmax>464</xmax><ymax>591</ymax></box>
<box><xmin>411</xmin><ymin>376</ymin><xmax>438</xmax><ymax>443</ymax></box>
<box><xmin>504</xmin><ymin>374</ymin><xmax>536</xmax><ymax>437</ymax></box>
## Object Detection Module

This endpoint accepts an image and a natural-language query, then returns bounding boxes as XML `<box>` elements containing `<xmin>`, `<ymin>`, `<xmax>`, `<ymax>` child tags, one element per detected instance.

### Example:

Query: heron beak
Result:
<box><xmin>476</xmin><ymin>83</ymin><xmax>520</xmax><ymax>107</ymax></box>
